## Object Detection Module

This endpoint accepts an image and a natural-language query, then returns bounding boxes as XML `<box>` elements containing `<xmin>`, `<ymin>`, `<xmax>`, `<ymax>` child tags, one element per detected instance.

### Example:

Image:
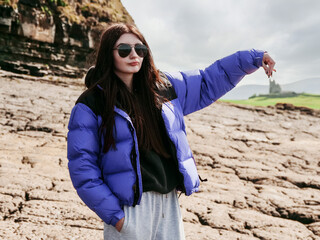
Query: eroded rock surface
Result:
<box><xmin>0</xmin><ymin>70</ymin><xmax>319</xmax><ymax>240</ymax></box>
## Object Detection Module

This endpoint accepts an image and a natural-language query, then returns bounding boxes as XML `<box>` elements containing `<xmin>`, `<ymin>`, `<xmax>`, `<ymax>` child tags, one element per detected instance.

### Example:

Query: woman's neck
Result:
<box><xmin>114</xmin><ymin>72</ymin><xmax>133</xmax><ymax>92</ymax></box>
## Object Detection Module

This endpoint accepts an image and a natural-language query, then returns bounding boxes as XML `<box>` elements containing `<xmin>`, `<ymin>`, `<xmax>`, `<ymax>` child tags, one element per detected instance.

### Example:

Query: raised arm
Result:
<box><xmin>67</xmin><ymin>103</ymin><xmax>124</xmax><ymax>227</ymax></box>
<box><xmin>165</xmin><ymin>49</ymin><xmax>265</xmax><ymax>115</ymax></box>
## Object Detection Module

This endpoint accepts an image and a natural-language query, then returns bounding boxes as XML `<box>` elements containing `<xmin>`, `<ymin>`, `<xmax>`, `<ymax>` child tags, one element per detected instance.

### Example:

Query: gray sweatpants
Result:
<box><xmin>103</xmin><ymin>190</ymin><xmax>185</xmax><ymax>240</ymax></box>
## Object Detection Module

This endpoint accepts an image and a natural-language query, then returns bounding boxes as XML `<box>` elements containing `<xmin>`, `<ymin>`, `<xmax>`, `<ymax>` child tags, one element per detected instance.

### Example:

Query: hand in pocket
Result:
<box><xmin>115</xmin><ymin>217</ymin><xmax>125</xmax><ymax>232</ymax></box>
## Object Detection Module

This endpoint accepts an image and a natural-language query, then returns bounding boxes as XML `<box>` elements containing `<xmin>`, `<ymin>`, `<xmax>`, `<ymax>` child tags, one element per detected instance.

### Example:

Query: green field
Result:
<box><xmin>221</xmin><ymin>93</ymin><xmax>320</xmax><ymax>110</ymax></box>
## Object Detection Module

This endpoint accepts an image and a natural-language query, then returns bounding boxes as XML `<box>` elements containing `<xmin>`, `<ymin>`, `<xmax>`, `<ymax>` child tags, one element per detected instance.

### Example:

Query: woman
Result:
<box><xmin>67</xmin><ymin>23</ymin><xmax>275</xmax><ymax>239</ymax></box>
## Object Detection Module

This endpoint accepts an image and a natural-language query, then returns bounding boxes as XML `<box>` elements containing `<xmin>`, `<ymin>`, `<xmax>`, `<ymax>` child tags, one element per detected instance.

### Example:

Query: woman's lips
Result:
<box><xmin>128</xmin><ymin>62</ymin><xmax>139</xmax><ymax>66</ymax></box>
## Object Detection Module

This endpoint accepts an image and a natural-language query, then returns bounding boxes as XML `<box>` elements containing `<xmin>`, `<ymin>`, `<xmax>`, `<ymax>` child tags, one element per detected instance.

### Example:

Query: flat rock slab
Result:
<box><xmin>0</xmin><ymin>70</ymin><xmax>319</xmax><ymax>240</ymax></box>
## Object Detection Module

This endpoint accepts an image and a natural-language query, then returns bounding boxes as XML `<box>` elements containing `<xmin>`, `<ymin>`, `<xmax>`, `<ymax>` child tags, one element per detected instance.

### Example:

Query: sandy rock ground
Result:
<box><xmin>0</xmin><ymin>70</ymin><xmax>319</xmax><ymax>240</ymax></box>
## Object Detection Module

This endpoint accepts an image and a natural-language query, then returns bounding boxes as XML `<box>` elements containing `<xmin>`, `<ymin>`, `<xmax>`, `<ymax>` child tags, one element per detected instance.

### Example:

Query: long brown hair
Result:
<box><xmin>87</xmin><ymin>23</ymin><xmax>169</xmax><ymax>157</ymax></box>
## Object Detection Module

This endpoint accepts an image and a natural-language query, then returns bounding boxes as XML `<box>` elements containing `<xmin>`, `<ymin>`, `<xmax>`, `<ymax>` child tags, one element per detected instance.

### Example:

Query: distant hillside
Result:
<box><xmin>222</xmin><ymin>78</ymin><xmax>320</xmax><ymax>100</ymax></box>
<box><xmin>282</xmin><ymin>78</ymin><xmax>319</xmax><ymax>93</ymax></box>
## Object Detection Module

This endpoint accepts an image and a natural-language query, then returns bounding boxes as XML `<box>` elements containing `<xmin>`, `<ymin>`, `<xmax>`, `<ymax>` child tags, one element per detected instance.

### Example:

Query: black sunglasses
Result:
<box><xmin>113</xmin><ymin>43</ymin><xmax>148</xmax><ymax>58</ymax></box>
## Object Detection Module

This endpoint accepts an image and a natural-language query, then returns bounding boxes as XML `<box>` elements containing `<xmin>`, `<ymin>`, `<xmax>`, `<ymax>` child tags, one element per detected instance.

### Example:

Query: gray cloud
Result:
<box><xmin>122</xmin><ymin>0</ymin><xmax>320</xmax><ymax>84</ymax></box>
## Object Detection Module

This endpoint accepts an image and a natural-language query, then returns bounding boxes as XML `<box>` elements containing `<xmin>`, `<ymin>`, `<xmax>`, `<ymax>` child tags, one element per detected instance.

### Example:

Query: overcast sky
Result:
<box><xmin>121</xmin><ymin>0</ymin><xmax>319</xmax><ymax>86</ymax></box>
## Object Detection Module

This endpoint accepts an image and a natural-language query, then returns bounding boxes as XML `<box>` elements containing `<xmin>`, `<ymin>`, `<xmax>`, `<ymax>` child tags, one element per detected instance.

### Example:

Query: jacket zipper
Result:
<box><xmin>127</xmin><ymin>121</ymin><xmax>140</xmax><ymax>207</ymax></box>
<box><xmin>131</xmin><ymin>147</ymin><xmax>139</xmax><ymax>207</ymax></box>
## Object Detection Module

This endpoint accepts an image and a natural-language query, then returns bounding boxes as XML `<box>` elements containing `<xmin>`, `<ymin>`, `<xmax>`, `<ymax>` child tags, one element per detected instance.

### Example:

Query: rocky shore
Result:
<box><xmin>0</xmin><ymin>70</ymin><xmax>319</xmax><ymax>240</ymax></box>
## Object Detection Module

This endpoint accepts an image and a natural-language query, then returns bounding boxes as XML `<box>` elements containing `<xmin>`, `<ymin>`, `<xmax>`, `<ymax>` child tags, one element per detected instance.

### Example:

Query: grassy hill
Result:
<box><xmin>221</xmin><ymin>93</ymin><xmax>320</xmax><ymax>110</ymax></box>
<box><xmin>222</xmin><ymin>78</ymin><xmax>320</xmax><ymax>100</ymax></box>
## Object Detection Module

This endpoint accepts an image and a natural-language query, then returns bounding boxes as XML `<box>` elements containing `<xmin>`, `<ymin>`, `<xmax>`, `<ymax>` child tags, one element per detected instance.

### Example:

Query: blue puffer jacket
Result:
<box><xmin>67</xmin><ymin>49</ymin><xmax>264</xmax><ymax>227</ymax></box>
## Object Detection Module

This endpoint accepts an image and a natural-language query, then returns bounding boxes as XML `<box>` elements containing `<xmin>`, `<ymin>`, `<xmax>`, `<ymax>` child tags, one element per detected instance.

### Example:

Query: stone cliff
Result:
<box><xmin>0</xmin><ymin>0</ymin><xmax>134</xmax><ymax>78</ymax></box>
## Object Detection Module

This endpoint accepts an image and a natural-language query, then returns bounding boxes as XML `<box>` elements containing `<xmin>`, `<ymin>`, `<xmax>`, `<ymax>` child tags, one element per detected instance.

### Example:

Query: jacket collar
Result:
<box><xmin>97</xmin><ymin>84</ymin><xmax>133</xmax><ymax>123</ymax></box>
<box><xmin>114</xmin><ymin>106</ymin><xmax>133</xmax><ymax>124</ymax></box>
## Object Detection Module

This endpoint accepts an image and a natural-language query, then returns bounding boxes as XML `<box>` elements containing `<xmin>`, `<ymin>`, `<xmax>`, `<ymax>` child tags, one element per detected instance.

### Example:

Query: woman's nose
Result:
<box><xmin>129</xmin><ymin>48</ymin><xmax>139</xmax><ymax>58</ymax></box>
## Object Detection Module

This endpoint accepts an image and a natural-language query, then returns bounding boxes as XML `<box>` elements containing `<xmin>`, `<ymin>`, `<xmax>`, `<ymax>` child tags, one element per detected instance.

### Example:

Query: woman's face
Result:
<box><xmin>113</xmin><ymin>33</ymin><xmax>145</xmax><ymax>81</ymax></box>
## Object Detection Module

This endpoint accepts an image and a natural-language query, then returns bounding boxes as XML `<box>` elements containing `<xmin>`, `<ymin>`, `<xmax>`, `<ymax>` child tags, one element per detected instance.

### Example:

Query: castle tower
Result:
<box><xmin>269</xmin><ymin>77</ymin><xmax>281</xmax><ymax>94</ymax></box>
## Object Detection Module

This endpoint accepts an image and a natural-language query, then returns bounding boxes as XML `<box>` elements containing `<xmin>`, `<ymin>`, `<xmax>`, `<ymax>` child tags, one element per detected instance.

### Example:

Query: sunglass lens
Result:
<box><xmin>117</xmin><ymin>44</ymin><xmax>132</xmax><ymax>58</ymax></box>
<box><xmin>135</xmin><ymin>44</ymin><xmax>148</xmax><ymax>58</ymax></box>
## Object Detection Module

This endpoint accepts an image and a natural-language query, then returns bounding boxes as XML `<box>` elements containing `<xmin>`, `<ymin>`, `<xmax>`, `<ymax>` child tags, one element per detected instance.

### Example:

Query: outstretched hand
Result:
<box><xmin>262</xmin><ymin>52</ymin><xmax>276</xmax><ymax>77</ymax></box>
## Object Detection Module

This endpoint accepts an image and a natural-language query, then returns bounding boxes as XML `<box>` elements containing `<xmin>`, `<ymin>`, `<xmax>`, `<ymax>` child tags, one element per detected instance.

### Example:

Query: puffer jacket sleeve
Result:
<box><xmin>67</xmin><ymin>103</ymin><xmax>124</xmax><ymax>227</ymax></box>
<box><xmin>164</xmin><ymin>49</ymin><xmax>264</xmax><ymax>115</ymax></box>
